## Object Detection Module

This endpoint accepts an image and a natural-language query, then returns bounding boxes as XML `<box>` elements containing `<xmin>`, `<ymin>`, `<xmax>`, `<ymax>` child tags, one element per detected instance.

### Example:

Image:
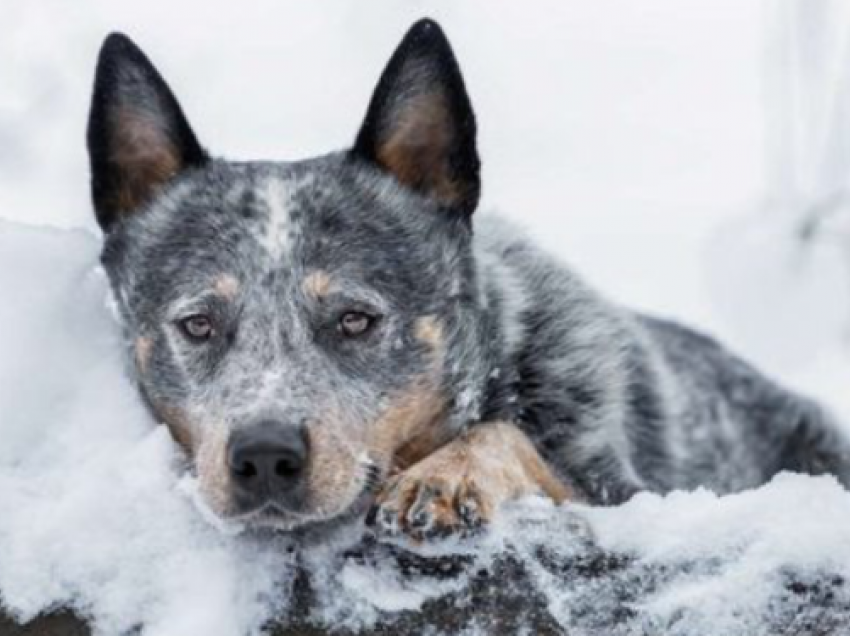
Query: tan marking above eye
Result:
<box><xmin>302</xmin><ymin>270</ymin><xmax>333</xmax><ymax>299</ymax></box>
<box><xmin>414</xmin><ymin>315</ymin><xmax>443</xmax><ymax>349</ymax></box>
<box><xmin>213</xmin><ymin>274</ymin><xmax>239</xmax><ymax>300</ymax></box>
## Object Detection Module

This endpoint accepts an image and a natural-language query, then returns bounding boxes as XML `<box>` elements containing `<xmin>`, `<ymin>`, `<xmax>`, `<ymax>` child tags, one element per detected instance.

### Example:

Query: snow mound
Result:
<box><xmin>1</xmin><ymin>220</ymin><xmax>849</xmax><ymax>636</ymax></box>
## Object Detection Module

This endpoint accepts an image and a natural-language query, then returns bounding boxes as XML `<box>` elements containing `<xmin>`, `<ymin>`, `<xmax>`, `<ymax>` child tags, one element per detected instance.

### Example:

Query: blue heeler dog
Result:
<box><xmin>87</xmin><ymin>19</ymin><xmax>850</xmax><ymax>540</ymax></box>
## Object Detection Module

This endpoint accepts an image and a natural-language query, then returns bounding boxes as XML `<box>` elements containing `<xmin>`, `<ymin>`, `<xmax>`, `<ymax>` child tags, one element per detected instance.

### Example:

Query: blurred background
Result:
<box><xmin>1</xmin><ymin>0</ymin><xmax>848</xmax><ymax>415</ymax></box>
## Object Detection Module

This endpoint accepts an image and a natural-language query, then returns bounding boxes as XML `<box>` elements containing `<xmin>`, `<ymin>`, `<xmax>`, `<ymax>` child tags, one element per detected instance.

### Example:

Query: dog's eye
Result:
<box><xmin>178</xmin><ymin>314</ymin><xmax>215</xmax><ymax>342</ymax></box>
<box><xmin>338</xmin><ymin>311</ymin><xmax>376</xmax><ymax>338</ymax></box>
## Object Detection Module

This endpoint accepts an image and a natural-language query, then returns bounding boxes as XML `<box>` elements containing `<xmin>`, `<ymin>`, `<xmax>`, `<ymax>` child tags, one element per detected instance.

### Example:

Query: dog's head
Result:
<box><xmin>87</xmin><ymin>20</ymin><xmax>492</xmax><ymax>533</ymax></box>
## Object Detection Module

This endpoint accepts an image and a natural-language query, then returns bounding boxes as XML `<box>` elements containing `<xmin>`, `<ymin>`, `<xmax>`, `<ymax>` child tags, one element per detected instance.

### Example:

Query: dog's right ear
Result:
<box><xmin>353</xmin><ymin>19</ymin><xmax>480</xmax><ymax>217</ymax></box>
<box><xmin>87</xmin><ymin>34</ymin><xmax>207</xmax><ymax>232</ymax></box>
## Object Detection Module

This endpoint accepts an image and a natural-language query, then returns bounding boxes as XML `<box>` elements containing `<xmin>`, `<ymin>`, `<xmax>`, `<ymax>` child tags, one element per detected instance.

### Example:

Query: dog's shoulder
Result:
<box><xmin>471</xmin><ymin>215</ymin><xmax>654</xmax><ymax>496</ymax></box>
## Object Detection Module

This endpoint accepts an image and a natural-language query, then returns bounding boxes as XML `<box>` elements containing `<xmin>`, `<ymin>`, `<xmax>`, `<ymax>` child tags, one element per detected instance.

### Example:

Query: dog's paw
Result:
<box><xmin>370</xmin><ymin>463</ymin><xmax>490</xmax><ymax>540</ymax></box>
<box><xmin>368</xmin><ymin>421</ymin><xmax>574</xmax><ymax>541</ymax></box>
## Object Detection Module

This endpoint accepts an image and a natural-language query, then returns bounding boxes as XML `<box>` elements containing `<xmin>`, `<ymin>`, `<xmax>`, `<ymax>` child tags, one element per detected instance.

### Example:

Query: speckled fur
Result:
<box><xmin>88</xmin><ymin>21</ymin><xmax>850</xmax><ymax>537</ymax></box>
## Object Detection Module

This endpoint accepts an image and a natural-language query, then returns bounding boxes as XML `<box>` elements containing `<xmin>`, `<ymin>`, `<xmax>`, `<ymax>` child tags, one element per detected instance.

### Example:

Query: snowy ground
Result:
<box><xmin>2</xmin><ymin>1</ymin><xmax>850</xmax><ymax>634</ymax></box>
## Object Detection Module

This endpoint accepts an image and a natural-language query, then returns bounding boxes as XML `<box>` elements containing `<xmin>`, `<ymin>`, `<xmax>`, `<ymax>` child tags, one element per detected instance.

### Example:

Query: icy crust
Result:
<box><xmin>1</xmin><ymin>220</ymin><xmax>849</xmax><ymax>636</ymax></box>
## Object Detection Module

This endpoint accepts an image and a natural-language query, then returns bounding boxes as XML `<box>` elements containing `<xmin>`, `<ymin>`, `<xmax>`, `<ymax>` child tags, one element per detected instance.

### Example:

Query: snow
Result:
<box><xmin>495</xmin><ymin>479</ymin><xmax>850</xmax><ymax>634</ymax></box>
<box><xmin>0</xmin><ymin>222</ymin><xmax>296</xmax><ymax>635</ymax></box>
<box><xmin>2</xmin><ymin>1</ymin><xmax>850</xmax><ymax>634</ymax></box>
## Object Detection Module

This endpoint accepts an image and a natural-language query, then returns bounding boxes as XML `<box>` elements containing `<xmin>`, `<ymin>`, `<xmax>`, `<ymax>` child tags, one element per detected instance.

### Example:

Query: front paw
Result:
<box><xmin>370</xmin><ymin>463</ymin><xmax>489</xmax><ymax>541</ymax></box>
<box><xmin>368</xmin><ymin>421</ymin><xmax>573</xmax><ymax>541</ymax></box>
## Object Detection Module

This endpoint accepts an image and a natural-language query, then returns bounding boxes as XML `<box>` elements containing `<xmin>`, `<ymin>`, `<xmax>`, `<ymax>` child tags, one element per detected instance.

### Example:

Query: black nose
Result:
<box><xmin>227</xmin><ymin>423</ymin><xmax>309</xmax><ymax>494</ymax></box>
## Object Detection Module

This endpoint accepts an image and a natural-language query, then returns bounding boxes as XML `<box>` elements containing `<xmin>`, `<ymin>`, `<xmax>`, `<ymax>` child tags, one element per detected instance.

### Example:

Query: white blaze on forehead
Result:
<box><xmin>258</xmin><ymin>177</ymin><xmax>294</xmax><ymax>260</ymax></box>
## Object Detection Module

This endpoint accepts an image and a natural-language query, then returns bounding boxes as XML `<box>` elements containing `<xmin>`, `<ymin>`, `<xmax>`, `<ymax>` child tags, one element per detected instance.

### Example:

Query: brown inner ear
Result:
<box><xmin>108</xmin><ymin>106</ymin><xmax>182</xmax><ymax>215</ymax></box>
<box><xmin>374</xmin><ymin>92</ymin><xmax>462</xmax><ymax>207</ymax></box>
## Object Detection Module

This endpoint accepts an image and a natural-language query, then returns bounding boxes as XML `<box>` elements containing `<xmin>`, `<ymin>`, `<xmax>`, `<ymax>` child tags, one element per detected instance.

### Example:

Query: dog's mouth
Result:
<box><xmin>239</xmin><ymin>487</ymin><xmax>376</xmax><ymax>533</ymax></box>
<box><xmin>185</xmin><ymin>463</ymin><xmax>384</xmax><ymax>537</ymax></box>
<box><xmin>230</xmin><ymin>486</ymin><xmax>381</xmax><ymax>546</ymax></box>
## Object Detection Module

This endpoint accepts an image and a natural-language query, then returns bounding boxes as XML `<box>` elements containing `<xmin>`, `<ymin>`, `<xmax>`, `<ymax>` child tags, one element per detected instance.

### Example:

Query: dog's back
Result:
<box><xmin>475</xmin><ymin>215</ymin><xmax>850</xmax><ymax>503</ymax></box>
<box><xmin>642</xmin><ymin>316</ymin><xmax>850</xmax><ymax>490</ymax></box>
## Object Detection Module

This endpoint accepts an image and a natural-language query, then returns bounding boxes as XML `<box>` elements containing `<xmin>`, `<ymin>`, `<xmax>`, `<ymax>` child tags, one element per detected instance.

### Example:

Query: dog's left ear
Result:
<box><xmin>87</xmin><ymin>33</ymin><xmax>208</xmax><ymax>231</ymax></box>
<box><xmin>353</xmin><ymin>19</ymin><xmax>480</xmax><ymax>216</ymax></box>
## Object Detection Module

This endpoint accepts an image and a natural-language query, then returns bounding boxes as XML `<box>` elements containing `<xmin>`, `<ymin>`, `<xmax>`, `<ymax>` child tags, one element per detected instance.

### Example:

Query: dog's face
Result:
<box><xmin>87</xmin><ymin>21</ymin><xmax>489</xmax><ymax>533</ymax></box>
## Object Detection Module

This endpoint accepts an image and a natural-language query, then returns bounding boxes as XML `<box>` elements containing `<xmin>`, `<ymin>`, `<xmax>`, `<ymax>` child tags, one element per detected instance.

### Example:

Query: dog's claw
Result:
<box><xmin>409</xmin><ymin>508</ymin><xmax>433</xmax><ymax>532</ymax></box>
<box><xmin>364</xmin><ymin>505</ymin><xmax>378</xmax><ymax>527</ymax></box>
<box><xmin>458</xmin><ymin>498</ymin><xmax>481</xmax><ymax>528</ymax></box>
<box><xmin>375</xmin><ymin>504</ymin><xmax>402</xmax><ymax>536</ymax></box>
<box><xmin>406</xmin><ymin>485</ymin><xmax>437</xmax><ymax>530</ymax></box>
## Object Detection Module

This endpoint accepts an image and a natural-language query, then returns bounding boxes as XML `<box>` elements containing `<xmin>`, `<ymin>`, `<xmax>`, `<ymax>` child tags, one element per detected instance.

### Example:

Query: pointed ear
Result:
<box><xmin>353</xmin><ymin>19</ymin><xmax>480</xmax><ymax>216</ymax></box>
<box><xmin>87</xmin><ymin>34</ymin><xmax>207</xmax><ymax>231</ymax></box>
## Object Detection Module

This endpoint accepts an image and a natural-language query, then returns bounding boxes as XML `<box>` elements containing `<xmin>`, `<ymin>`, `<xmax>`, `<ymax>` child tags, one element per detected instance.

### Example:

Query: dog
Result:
<box><xmin>87</xmin><ymin>19</ymin><xmax>850</xmax><ymax>541</ymax></box>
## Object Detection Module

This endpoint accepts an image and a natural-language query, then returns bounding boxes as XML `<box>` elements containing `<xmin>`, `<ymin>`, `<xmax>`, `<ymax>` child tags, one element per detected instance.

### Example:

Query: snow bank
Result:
<box><xmin>581</xmin><ymin>474</ymin><xmax>850</xmax><ymax>633</ymax></box>
<box><xmin>1</xmin><ymin>219</ymin><xmax>850</xmax><ymax>636</ymax></box>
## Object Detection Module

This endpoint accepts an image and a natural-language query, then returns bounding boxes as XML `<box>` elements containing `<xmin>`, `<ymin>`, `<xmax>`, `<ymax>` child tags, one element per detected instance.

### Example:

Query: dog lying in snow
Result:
<box><xmin>86</xmin><ymin>19</ymin><xmax>850</xmax><ymax>540</ymax></box>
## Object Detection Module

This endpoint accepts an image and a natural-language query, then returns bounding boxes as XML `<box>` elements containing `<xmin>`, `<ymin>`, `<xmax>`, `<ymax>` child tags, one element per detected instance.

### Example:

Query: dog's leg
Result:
<box><xmin>371</xmin><ymin>420</ymin><xmax>575</xmax><ymax>539</ymax></box>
